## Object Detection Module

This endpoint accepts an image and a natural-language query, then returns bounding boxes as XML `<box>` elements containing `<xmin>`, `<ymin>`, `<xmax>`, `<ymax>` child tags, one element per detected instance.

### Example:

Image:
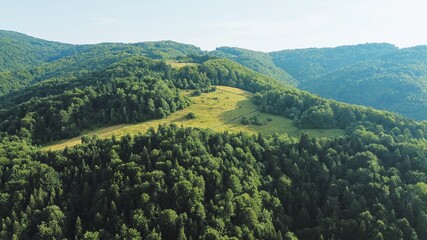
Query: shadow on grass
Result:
<box><xmin>216</xmin><ymin>98</ymin><xmax>259</xmax><ymax>126</ymax></box>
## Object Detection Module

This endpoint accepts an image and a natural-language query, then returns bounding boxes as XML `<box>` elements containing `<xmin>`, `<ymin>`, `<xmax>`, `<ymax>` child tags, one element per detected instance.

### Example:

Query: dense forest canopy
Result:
<box><xmin>2</xmin><ymin>123</ymin><xmax>427</xmax><ymax>239</ymax></box>
<box><xmin>1</xmin><ymin>30</ymin><xmax>427</xmax><ymax>239</ymax></box>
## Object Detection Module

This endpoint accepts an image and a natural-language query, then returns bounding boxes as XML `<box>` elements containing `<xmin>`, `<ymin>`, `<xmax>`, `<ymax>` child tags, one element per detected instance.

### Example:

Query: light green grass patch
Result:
<box><xmin>165</xmin><ymin>60</ymin><xmax>199</xmax><ymax>69</ymax></box>
<box><xmin>44</xmin><ymin>86</ymin><xmax>344</xmax><ymax>151</ymax></box>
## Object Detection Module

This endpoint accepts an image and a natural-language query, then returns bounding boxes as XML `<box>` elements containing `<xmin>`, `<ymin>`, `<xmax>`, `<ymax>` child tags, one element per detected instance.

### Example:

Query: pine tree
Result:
<box><xmin>177</xmin><ymin>226</ymin><xmax>187</xmax><ymax>240</ymax></box>
<box><xmin>75</xmin><ymin>216</ymin><xmax>82</xmax><ymax>238</ymax></box>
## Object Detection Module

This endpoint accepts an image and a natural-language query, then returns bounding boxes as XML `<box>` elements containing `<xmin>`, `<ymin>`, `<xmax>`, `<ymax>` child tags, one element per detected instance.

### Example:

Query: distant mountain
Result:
<box><xmin>269</xmin><ymin>43</ymin><xmax>399</xmax><ymax>83</ymax></box>
<box><xmin>0</xmin><ymin>30</ymin><xmax>79</xmax><ymax>71</ymax></box>
<box><xmin>211</xmin><ymin>47</ymin><xmax>297</xmax><ymax>85</ymax></box>
<box><xmin>269</xmin><ymin>44</ymin><xmax>427</xmax><ymax>120</ymax></box>
<box><xmin>0</xmin><ymin>30</ymin><xmax>204</xmax><ymax>71</ymax></box>
<box><xmin>0</xmin><ymin>30</ymin><xmax>296</xmax><ymax>86</ymax></box>
<box><xmin>300</xmin><ymin>46</ymin><xmax>427</xmax><ymax>119</ymax></box>
<box><xmin>0</xmin><ymin>30</ymin><xmax>205</xmax><ymax>95</ymax></box>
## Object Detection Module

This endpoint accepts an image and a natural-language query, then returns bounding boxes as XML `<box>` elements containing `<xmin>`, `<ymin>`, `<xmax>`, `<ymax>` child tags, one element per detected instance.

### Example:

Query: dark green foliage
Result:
<box><xmin>132</xmin><ymin>41</ymin><xmax>202</xmax><ymax>59</ymax></box>
<box><xmin>204</xmin><ymin>86</ymin><xmax>217</xmax><ymax>93</ymax></box>
<box><xmin>253</xmin><ymin>88</ymin><xmax>427</xmax><ymax>138</ymax></box>
<box><xmin>0</xmin><ymin>55</ymin><xmax>285</xmax><ymax>145</ymax></box>
<box><xmin>191</xmin><ymin>90</ymin><xmax>202</xmax><ymax>96</ymax></box>
<box><xmin>0</xmin><ymin>55</ymin><xmax>287</xmax><ymax>145</ymax></box>
<box><xmin>241</xmin><ymin>115</ymin><xmax>266</xmax><ymax>126</ymax></box>
<box><xmin>198</xmin><ymin>58</ymin><xmax>284</xmax><ymax>92</ymax></box>
<box><xmin>0</xmin><ymin>57</ymin><xmax>189</xmax><ymax>144</ymax></box>
<box><xmin>1</xmin><ymin>124</ymin><xmax>427</xmax><ymax>239</ymax></box>
<box><xmin>0</xmin><ymin>30</ymin><xmax>202</xmax><ymax>73</ymax></box>
<box><xmin>2</xmin><ymin>52</ymin><xmax>427</xmax><ymax>147</ymax></box>
<box><xmin>241</xmin><ymin>116</ymin><xmax>249</xmax><ymax>125</ymax></box>
<box><xmin>186</xmin><ymin>112</ymin><xmax>197</xmax><ymax>119</ymax></box>
<box><xmin>4</xmin><ymin>30</ymin><xmax>427</xmax><ymax>120</ymax></box>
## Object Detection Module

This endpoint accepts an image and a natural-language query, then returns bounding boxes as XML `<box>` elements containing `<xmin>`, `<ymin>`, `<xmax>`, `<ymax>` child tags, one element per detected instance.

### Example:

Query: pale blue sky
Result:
<box><xmin>1</xmin><ymin>0</ymin><xmax>427</xmax><ymax>51</ymax></box>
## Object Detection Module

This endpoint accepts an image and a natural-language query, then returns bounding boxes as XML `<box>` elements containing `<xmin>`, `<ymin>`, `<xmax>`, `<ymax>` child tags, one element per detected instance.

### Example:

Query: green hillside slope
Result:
<box><xmin>270</xmin><ymin>43</ymin><xmax>427</xmax><ymax>120</ymax></box>
<box><xmin>0</xmin><ymin>30</ymin><xmax>203</xmax><ymax>71</ymax></box>
<box><xmin>0</xmin><ymin>36</ymin><xmax>203</xmax><ymax>97</ymax></box>
<box><xmin>211</xmin><ymin>47</ymin><xmax>297</xmax><ymax>85</ymax></box>
<box><xmin>270</xmin><ymin>43</ymin><xmax>398</xmax><ymax>82</ymax></box>
<box><xmin>0</xmin><ymin>31</ymin><xmax>299</xmax><ymax>95</ymax></box>
<box><xmin>301</xmin><ymin>46</ymin><xmax>427</xmax><ymax>119</ymax></box>
<box><xmin>0</xmin><ymin>30</ymin><xmax>78</xmax><ymax>71</ymax></box>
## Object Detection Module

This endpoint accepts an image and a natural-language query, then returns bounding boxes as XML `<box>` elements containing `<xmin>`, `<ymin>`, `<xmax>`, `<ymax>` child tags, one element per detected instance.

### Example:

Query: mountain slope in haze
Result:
<box><xmin>212</xmin><ymin>44</ymin><xmax>427</xmax><ymax>120</ymax></box>
<box><xmin>0</xmin><ymin>45</ymin><xmax>152</xmax><ymax>97</ymax></box>
<box><xmin>0</xmin><ymin>30</ymin><xmax>79</xmax><ymax>71</ymax></box>
<box><xmin>0</xmin><ymin>45</ymin><xmax>139</xmax><ymax>96</ymax></box>
<box><xmin>211</xmin><ymin>46</ymin><xmax>297</xmax><ymax>85</ymax></box>
<box><xmin>0</xmin><ymin>30</ymin><xmax>203</xmax><ymax>72</ymax></box>
<box><xmin>300</xmin><ymin>46</ymin><xmax>427</xmax><ymax>120</ymax></box>
<box><xmin>269</xmin><ymin>43</ymin><xmax>399</xmax><ymax>83</ymax></box>
<box><xmin>270</xmin><ymin>43</ymin><xmax>427</xmax><ymax>120</ymax></box>
<box><xmin>0</xmin><ymin>30</ymin><xmax>205</xmax><ymax>96</ymax></box>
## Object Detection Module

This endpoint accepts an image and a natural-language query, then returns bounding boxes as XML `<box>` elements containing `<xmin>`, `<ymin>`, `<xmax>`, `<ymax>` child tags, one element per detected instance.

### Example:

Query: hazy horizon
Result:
<box><xmin>2</xmin><ymin>0</ymin><xmax>427</xmax><ymax>51</ymax></box>
<box><xmin>3</xmin><ymin>28</ymin><xmax>413</xmax><ymax>52</ymax></box>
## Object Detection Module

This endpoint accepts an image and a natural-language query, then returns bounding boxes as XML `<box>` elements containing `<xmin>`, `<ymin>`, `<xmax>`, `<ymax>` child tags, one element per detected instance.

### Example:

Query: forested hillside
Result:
<box><xmin>269</xmin><ymin>43</ymin><xmax>398</xmax><ymax>82</ymax></box>
<box><xmin>270</xmin><ymin>44</ymin><xmax>427</xmax><ymax>120</ymax></box>
<box><xmin>211</xmin><ymin>47</ymin><xmax>297</xmax><ymax>85</ymax></box>
<box><xmin>0</xmin><ymin>30</ymin><xmax>77</xmax><ymax>71</ymax></box>
<box><xmin>301</xmin><ymin>46</ymin><xmax>427</xmax><ymax>120</ymax></box>
<box><xmin>0</xmin><ymin>30</ymin><xmax>203</xmax><ymax>96</ymax></box>
<box><xmin>0</xmin><ymin>31</ymin><xmax>297</xmax><ymax>93</ymax></box>
<box><xmin>2</xmin><ymin>30</ymin><xmax>427</xmax><ymax>239</ymax></box>
<box><xmin>2</xmin><ymin>121</ymin><xmax>427</xmax><ymax>239</ymax></box>
<box><xmin>0</xmin><ymin>54</ymin><xmax>281</xmax><ymax>144</ymax></box>
<box><xmin>0</xmin><ymin>30</ymin><xmax>203</xmax><ymax>72</ymax></box>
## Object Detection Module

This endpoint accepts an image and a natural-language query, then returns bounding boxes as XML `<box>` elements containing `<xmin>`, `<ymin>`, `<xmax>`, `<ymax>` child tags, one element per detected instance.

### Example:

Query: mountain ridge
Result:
<box><xmin>2</xmin><ymin>29</ymin><xmax>427</xmax><ymax>120</ymax></box>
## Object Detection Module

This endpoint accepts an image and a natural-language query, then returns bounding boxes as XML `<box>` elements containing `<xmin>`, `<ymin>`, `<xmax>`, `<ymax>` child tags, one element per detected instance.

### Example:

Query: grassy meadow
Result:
<box><xmin>44</xmin><ymin>86</ymin><xmax>344</xmax><ymax>151</ymax></box>
<box><xmin>165</xmin><ymin>60</ymin><xmax>199</xmax><ymax>68</ymax></box>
